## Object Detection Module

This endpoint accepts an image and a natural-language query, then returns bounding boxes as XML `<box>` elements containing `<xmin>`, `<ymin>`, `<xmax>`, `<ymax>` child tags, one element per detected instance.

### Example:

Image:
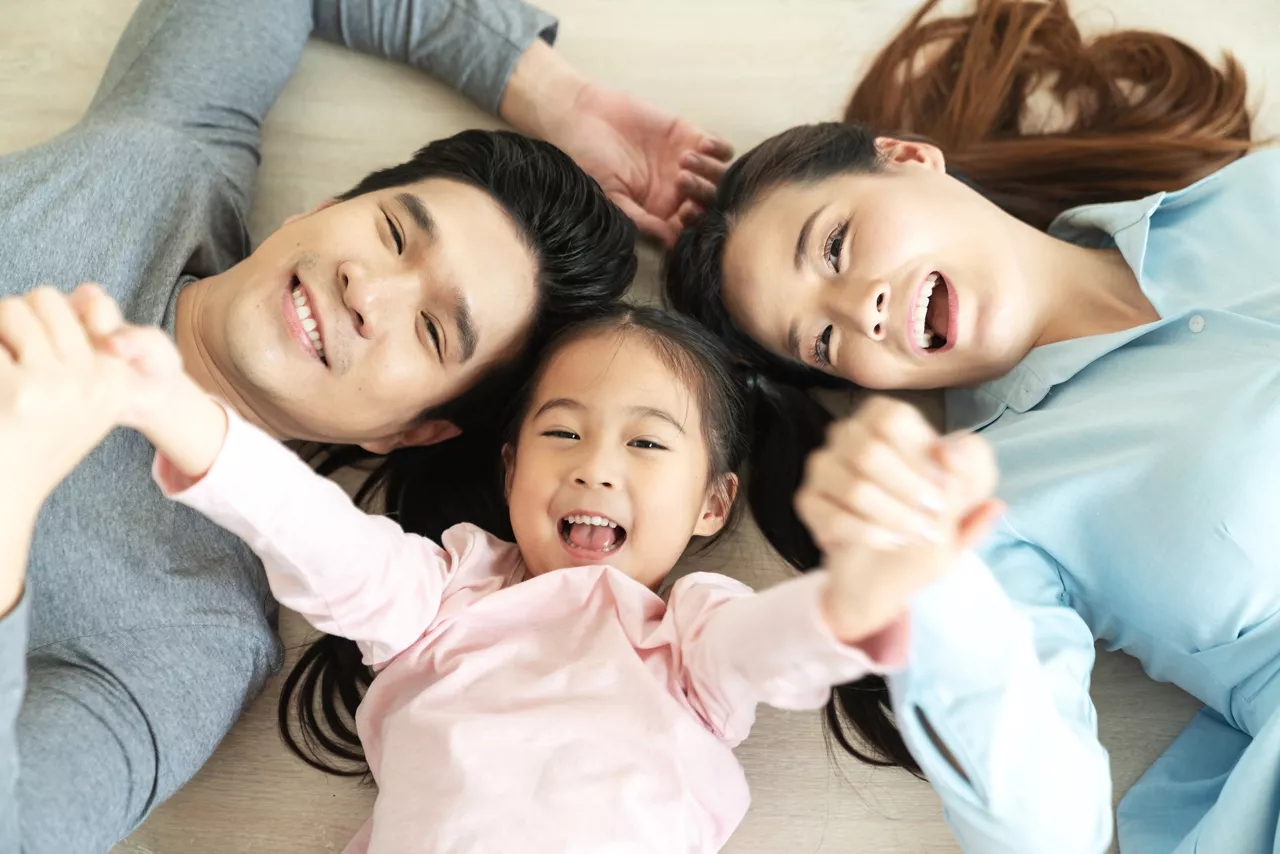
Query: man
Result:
<box><xmin>0</xmin><ymin>0</ymin><xmax>730</xmax><ymax>850</ymax></box>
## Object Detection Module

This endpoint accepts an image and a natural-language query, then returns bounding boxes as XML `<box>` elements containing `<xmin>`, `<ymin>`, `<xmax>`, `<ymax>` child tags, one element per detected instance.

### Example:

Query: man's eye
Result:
<box><xmin>421</xmin><ymin>312</ymin><xmax>442</xmax><ymax>360</ymax></box>
<box><xmin>386</xmin><ymin>213</ymin><xmax>403</xmax><ymax>254</ymax></box>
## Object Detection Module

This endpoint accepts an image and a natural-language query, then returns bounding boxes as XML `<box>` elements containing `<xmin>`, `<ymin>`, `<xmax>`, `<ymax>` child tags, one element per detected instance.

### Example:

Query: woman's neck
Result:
<box><xmin>1029</xmin><ymin>230</ymin><xmax>1160</xmax><ymax>348</ymax></box>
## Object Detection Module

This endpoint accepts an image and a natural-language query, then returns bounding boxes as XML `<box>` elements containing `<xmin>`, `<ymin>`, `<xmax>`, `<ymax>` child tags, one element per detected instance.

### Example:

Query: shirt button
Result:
<box><xmin>1189</xmin><ymin>315</ymin><xmax>1206</xmax><ymax>333</ymax></box>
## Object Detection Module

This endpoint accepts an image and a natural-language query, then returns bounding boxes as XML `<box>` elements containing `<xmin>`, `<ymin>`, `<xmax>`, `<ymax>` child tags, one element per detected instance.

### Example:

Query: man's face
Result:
<box><xmin>192</xmin><ymin>178</ymin><xmax>539</xmax><ymax>446</ymax></box>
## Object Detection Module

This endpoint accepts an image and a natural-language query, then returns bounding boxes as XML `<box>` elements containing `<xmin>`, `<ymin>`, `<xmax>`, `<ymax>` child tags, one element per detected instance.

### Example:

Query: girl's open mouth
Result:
<box><xmin>559</xmin><ymin>514</ymin><xmax>628</xmax><ymax>553</ymax></box>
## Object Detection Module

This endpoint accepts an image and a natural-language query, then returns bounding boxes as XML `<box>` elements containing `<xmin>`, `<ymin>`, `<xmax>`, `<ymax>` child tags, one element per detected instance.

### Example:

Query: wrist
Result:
<box><xmin>499</xmin><ymin>39</ymin><xmax>590</xmax><ymax>144</ymax></box>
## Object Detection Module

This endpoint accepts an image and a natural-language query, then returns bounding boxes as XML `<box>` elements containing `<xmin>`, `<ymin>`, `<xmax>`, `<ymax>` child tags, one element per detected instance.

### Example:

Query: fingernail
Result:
<box><xmin>921</xmin><ymin>524</ymin><xmax>946</xmax><ymax>544</ymax></box>
<box><xmin>920</xmin><ymin>490</ymin><xmax>945</xmax><ymax>512</ymax></box>
<box><xmin>680</xmin><ymin>153</ymin><xmax>698</xmax><ymax>168</ymax></box>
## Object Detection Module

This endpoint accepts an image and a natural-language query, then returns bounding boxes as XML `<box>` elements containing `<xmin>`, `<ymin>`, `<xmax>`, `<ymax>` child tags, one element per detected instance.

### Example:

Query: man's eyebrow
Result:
<box><xmin>629</xmin><ymin>406</ymin><xmax>685</xmax><ymax>434</ymax></box>
<box><xmin>795</xmin><ymin>205</ymin><xmax>825</xmax><ymax>271</ymax></box>
<box><xmin>396</xmin><ymin>192</ymin><xmax>435</xmax><ymax>238</ymax></box>
<box><xmin>446</xmin><ymin>283</ymin><xmax>477</xmax><ymax>363</ymax></box>
<box><xmin>533</xmin><ymin>398</ymin><xmax>584</xmax><ymax>419</ymax></box>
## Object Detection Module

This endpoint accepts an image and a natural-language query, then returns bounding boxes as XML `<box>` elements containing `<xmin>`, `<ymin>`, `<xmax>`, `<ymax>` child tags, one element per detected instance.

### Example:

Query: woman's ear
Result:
<box><xmin>874</xmin><ymin>137</ymin><xmax>947</xmax><ymax>174</ymax></box>
<box><xmin>693</xmin><ymin>473</ymin><xmax>739</xmax><ymax>537</ymax></box>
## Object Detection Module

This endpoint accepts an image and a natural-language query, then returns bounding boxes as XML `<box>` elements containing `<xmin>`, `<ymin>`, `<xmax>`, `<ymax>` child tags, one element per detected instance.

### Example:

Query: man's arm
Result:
<box><xmin>84</xmin><ymin>0</ymin><xmax>556</xmax><ymax>220</ymax></box>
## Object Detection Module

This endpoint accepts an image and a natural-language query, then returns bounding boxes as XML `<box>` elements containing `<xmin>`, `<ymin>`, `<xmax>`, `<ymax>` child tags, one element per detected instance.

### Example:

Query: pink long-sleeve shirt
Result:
<box><xmin>155</xmin><ymin>409</ymin><xmax>908</xmax><ymax>853</ymax></box>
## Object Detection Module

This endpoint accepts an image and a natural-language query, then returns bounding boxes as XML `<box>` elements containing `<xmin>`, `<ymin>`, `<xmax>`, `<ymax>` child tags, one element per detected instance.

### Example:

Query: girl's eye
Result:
<box><xmin>812</xmin><ymin>325</ymin><xmax>833</xmax><ymax>368</ymax></box>
<box><xmin>385</xmin><ymin>213</ymin><xmax>403</xmax><ymax>254</ymax></box>
<box><xmin>542</xmin><ymin>430</ymin><xmax>579</xmax><ymax>440</ymax></box>
<box><xmin>824</xmin><ymin>221</ymin><xmax>849</xmax><ymax>271</ymax></box>
<box><xmin>628</xmin><ymin>439</ymin><xmax>668</xmax><ymax>451</ymax></box>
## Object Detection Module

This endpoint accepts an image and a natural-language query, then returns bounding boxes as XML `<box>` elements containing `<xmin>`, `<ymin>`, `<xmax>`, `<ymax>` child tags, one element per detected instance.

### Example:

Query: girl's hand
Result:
<box><xmin>0</xmin><ymin>286</ymin><xmax>132</xmax><ymax>516</ymax></box>
<box><xmin>795</xmin><ymin>396</ymin><xmax>1002</xmax><ymax>642</ymax></box>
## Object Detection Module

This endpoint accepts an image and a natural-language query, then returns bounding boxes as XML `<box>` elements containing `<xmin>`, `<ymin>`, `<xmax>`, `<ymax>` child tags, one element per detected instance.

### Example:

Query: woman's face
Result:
<box><xmin>721</xmin><ymin>140</ymin><xmax>1041</xmax><ymax>391</ymax></box>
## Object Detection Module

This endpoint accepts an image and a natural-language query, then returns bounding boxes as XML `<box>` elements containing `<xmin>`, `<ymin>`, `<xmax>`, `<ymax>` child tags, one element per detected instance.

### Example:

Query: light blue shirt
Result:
<box><xmin>892</xmin><ymin>148</ymin><xmax>1280</xmax><ymax>854</ymax></box>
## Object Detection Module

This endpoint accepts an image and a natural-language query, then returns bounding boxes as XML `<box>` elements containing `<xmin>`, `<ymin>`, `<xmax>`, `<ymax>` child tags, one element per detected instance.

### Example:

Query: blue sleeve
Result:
<box><xmin>890</xmin><ymin>544</ymin><xmax>1112</xmax><ymax>854</ymax></box>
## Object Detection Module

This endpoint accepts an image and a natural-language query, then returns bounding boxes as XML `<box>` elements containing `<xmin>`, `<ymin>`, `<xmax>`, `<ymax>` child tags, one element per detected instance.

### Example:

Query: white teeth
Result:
<box><xmin>292</xmin><ymin>286</ymin><xmax>325</xmax><ymax>360</ymax></box>
<box><xmin>565</xmin><ymin>515</ymin><xmax>617</xmax><ymax>528</ymax></box>
<box><xmin>915</xmin><ymin>274</ymin><xmax>938</xmax><ymax>350</ymax></box>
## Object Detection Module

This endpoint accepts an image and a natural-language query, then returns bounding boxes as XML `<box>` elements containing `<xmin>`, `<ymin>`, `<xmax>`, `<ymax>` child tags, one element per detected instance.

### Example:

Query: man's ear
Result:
<box><xmin>874</xmin><ymin>137</ymin><xmax>947</xmax><ymax>174</ymax></box>
<box><xmin>359</xmin><ymin>420</ymin><xmax>460</xmax><ymax>455</ymax></box>
<box><xmin>692</xmin><ymin>473</ymin><xmax>739</xmax><ymax>538</ymax></box>
<box><xmin>282</xmin><ymin>198</ymin><xmax>340</xmax><ymax>228</ymax></box>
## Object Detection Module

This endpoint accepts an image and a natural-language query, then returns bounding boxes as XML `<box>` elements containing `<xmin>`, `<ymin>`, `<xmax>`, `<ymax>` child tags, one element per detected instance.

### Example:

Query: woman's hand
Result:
<box><xmin>500</xmin><ymin>40</ymin><xmax>732</xmax><ymax>247</ymax></box>
<box><xmin>795</xmin><ymin>396</ymin><xmax>1002</xmax><ymax>643</ymax></box>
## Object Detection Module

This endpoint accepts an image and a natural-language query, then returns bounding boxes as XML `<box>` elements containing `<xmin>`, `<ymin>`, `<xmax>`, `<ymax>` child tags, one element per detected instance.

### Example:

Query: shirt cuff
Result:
<box><xmin>458</xmin><ymin>4</ymin><xmax>559</xmax><ymax>114</ymax></box>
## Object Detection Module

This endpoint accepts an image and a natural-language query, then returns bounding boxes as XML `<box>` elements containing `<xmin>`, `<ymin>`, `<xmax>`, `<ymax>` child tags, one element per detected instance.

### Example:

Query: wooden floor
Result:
<box><xmin>2</xmin><ymin>1</ymin><xmax>1278</xmax><ymax>851</ymax></box>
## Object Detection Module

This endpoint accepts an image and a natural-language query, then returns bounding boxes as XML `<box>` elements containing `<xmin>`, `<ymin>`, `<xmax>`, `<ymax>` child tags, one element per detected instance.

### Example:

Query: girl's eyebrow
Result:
<box><xmin>532</xmin><ymin>398</ymin><xmax>685</xmax><ymax>434</ymax></box>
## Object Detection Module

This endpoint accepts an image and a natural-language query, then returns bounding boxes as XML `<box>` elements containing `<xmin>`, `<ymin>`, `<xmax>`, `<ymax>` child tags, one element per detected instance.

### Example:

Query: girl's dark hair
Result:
<box><xmin>666</xmin><ymin>0</ymin><xmax>1255</xmax><ymax>774</ymax></box>
<box><xmin>280</xmin><ymin>304</ymin><xmax>748</xmax><ymax>777</ymax></box>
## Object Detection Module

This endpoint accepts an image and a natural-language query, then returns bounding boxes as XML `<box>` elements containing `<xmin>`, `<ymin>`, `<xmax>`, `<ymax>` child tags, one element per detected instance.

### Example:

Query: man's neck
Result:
<box><xmin>174</xmin><ymin>277</ymin><xmax>278</xmax><ymax>437</ymax></box>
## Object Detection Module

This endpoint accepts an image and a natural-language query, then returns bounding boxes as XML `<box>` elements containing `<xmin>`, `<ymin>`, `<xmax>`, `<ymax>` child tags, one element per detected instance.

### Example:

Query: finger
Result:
<box><xmin>956</xmin><ymin>499</ymin><xmax>1005</xmax><ymax>550</ymax></box>
<box><xmin>680</xmin><ymin>151</ymin><xmax>729</xmax><ymax>185</ymax></box>
<box><xmin>611</xmin><ymin>194</ymin><xmax>680</xmax><ymax>248</ymax></box>
<box><xmin>105</xmin><ymin>326</ymin><xmax>183</xmax><ymax>378</ymax></box>
<box><xmin>826</xmin><ymin>431</ymin><xmax>949</xmax><ymax>516</ymax></box>
<box><xmin>674</xmin><ymin>200</ymin><xmax>705</xmax><ymax>229</ymax></box>
<box><xmin>938</xmin><ymin>431</ymin><xmax>999</xmax><ymax>504</ymax></box>
<box><xmin>803</xmin><ymin>460</ymin><xmax>945</xmax><ymax>544</ymax></box>
<box><xmin>0</xmin><ymin>296</ymin><xmax>52</xmax><ymax>364</ymax></box>
<box><xmin>834</xmin><ymin>397</ymin><xmax>945</xmax><ymax>482</ymax></box>
<box><xmin>26</xmin><ymin>286</ymin><xmax>93</xmax><ymax>363</ymax></box>
<box><xmin>677</xmin><ymin>171</ymin><xmax>718</xmax><ymax>208</ymax></box>
<box><xmin>697</xmin><ymin>136</ymin><xmax>734</xmax><ymax>161</ymax></box>
<box><xmin>795</xmin><ymin>490</ymin><xmax>910</xmax><ymax>552</ymax></box>
<box><xmin>68</xmin><ymin>283</ymin><xmax>125</xmax><ymax>342</ymax></box>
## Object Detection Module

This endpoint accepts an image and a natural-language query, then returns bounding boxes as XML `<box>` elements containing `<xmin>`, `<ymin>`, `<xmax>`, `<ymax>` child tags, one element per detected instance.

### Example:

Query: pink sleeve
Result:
<box><xmin>153</xmin><ymin>406</ymin><xmax>469</xmax><ymax>666</ymax></box>
<box><xmin>666</xmin><ymin>570</ymin><xmax>909</xmax><ymax>746</ymax></box>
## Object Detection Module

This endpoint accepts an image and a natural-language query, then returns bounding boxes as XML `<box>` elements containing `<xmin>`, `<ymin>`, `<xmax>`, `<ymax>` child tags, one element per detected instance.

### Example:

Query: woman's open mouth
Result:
<box><xmin>559</xmin><ymin>513</ymin><xmax>628</xmax><ymax>555</ymax></box>
<box><xmin>911</xmin><ymin>271</ymin><xmax>957</xmax><ymax>355</ymax></box>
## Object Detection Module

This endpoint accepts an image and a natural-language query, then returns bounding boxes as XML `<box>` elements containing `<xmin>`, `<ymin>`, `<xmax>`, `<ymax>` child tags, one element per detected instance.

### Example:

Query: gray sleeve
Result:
<box><xmin>311</xmin><ymin>0</ymin><xmax>558</xmax><ymax>115</ymax></box>
<box><xmin>85</xmin><ymin>0</ymin><xmax>557</xmax><ymax>218</ymax></box>
<box><xmin>0</xmin><ymin>598</ymin><xmax>29</xmax><ymax>848</ymax></box>
<box><xmin>9</xmin><ymin>626</ymin><xmax>277</xmax><ymax>853</ymax></box>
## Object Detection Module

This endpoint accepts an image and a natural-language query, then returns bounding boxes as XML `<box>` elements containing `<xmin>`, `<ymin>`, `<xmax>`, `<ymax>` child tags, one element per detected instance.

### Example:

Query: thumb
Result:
<box><xmin>939</xmin><ymin>432</ymin><xmax>998</xmax><ymax>505</ymax></box>
<box><xmin>103</xmin><ymin>326</ymin><xmax>183</xmax><ymax>378</ymax></box>
<box><xmin>956</xmin><ymin>499</ymin><xmax>1005</xmax><ymax>550</ymax></box>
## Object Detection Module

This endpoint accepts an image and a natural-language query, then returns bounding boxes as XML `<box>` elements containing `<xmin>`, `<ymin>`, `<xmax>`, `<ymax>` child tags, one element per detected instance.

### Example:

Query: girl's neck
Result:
<box><xmin>1027</xmin><ymin>228</ymin><xmax>1160</xmax><ymax>348</ymax></box>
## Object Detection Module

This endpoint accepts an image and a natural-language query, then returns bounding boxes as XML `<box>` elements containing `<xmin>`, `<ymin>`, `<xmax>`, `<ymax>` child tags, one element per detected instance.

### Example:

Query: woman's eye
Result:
<box><xmin>629</xmin><ymin>439</ymin><xmax>667</xmax><ymax>451</ymax></box>
<box><xmin>542</xmin><ymin>430</ymin><xmax>579</xmax><ymax>440</ymax></box>
<box><xmin>812</xmin><ymin>325</ymin><xmax>833</xmax><ymax>368</ymax></box>
<box><xmin>385</xmin><ymin>213</ymin><xmax>403</xmax><ymax>254</ymax></box>
<box><xmin>824</xmin><ymin>222</ymin><xmax>848</xmax><ymax>271</ymax></box>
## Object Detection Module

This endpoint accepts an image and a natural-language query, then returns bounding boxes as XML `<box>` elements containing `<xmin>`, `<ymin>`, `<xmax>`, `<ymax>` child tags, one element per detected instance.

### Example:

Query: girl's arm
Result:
<box><xmin>141</xmin><ymin>373</ymin><xmax>468</xmax><ymax>666</ymax></box>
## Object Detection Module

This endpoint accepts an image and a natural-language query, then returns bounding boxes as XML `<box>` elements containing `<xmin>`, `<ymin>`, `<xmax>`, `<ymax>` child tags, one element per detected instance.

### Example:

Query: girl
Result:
<box><xmin>95</xmin><ymin>301</ymin><xmax>1000</xmax><ymax>853</ymax></box>
<box><xmin>666</xmin><ymin>0</ymin><xmax>1278</xmax><ymax>852</ymax></box>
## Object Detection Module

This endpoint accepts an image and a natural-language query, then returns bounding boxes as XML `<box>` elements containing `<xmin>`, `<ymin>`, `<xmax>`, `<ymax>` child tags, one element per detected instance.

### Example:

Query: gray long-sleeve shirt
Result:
<box><xmin>0</xmin><ymin>1</ymin><xmax>555</xmax><ymax>850</ymax></box>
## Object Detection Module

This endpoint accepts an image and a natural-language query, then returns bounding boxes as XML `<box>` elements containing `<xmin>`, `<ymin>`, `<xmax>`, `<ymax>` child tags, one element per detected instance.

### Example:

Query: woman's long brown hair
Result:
<box><xmin>848</xmin><ymin>0</ymin><xmax>1254</xmax><ymax>229</ymax></box>
<box><xmin>666</xmin><ymin>0</ymin><xmax>1258</xmax><ymax>774</ymax></box>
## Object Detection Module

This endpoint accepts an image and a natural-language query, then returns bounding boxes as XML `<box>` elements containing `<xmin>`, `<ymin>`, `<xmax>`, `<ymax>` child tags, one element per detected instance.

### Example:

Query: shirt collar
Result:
<box><xmin>946</xmin><ymin>191</ymin><xmax>1168</xmax><ymax>432</ymax></box>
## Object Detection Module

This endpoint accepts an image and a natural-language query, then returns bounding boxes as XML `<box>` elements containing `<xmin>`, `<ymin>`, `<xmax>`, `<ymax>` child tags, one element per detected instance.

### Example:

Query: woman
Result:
<box><xmin>667</xmin><ymin>0</ymin><xmax>1276</xmax><ymax>851</ymax></box>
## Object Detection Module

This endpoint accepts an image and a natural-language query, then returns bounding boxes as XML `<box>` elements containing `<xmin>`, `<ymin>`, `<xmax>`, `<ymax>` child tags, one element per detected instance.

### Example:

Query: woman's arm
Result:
<box><xmin>893</xmin><ymin>547</ymin><xmax>1112</xmax><ymax>854</ymax></box>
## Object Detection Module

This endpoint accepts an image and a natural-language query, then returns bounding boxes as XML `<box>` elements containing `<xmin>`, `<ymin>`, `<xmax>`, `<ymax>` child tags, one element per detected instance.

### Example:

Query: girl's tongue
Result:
<box><xmin>566</xmin><ymin>522</ymin><xmax>620</xmax><ymax>551</ymax></box>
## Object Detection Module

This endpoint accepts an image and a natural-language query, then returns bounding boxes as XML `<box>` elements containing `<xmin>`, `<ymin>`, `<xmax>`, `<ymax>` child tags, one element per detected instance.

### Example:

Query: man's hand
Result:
<box><xmin>500</xmin><ymin>40</ymin><xmax>732</xmax><ymax>247</ymax></box>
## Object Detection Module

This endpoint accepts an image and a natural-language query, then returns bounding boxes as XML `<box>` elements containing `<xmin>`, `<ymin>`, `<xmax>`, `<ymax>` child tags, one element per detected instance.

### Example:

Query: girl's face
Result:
<box><xmin>505</xmin><ymin>330</ymin><xmax>735</xmax><ymax>587</ymax></box>
<box><xmin>720</xmin><ymin>140</ymin><xmax>1041</xmax><ymax>391</ymax></box>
